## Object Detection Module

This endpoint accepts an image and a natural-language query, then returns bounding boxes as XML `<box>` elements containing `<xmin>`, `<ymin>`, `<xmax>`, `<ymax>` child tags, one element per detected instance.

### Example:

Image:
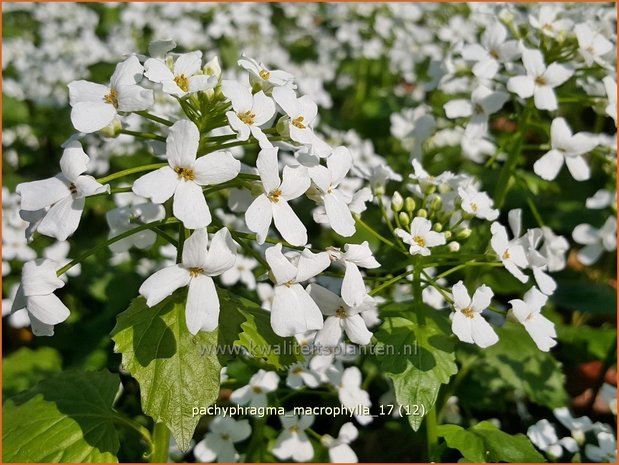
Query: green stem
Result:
<box><xmin>119</xmin><ymin>129</ymin><xmax>166</xmax><ymax>142</ymax></box>
<box><xmin>354</xmin><ymin>214</ymin><xmax>403</xmax><ymax>253</ymax></box>
<box><xmin>176</xmin><ymin>225</ymin><xmax>187</xmax><ymax>263</ymax></box>
<box><xmin>369</xmin><ymin>269</ymin><xmax>416</xmax><ymax>296</ymax></box>
<box><xmin>150</xmin><ymin>422</ymin><xmax>170</xmax><ymax>463</ymax></box>
<box><xmin>245</xmin><ymin>417</ymin><xmax>266</xmax><ymax>461</ymax></box>
<box><xmin>96</xmin><ymin>163</ymin><xmax>166</xmax><ymax>184</ymax></box>
<box><xmin>112</xmin><ymin>414</ymin><xmax>153</xmax><ymax>454</ymax></box>
<box><xmin>494</xmin><ymin>102</ymin><xmax>532</xmax><ymax>209</ymax></box>
<box><xmin>425</xmin><ymin>407</ymin><xmax>440</xmax><ymax>462</ymax></box>
<box><xmin>134</xmin><ymin>111</ymin><xmax>173</xmax><ymax>127</ymax></box>
<box><xmin>55</xmin><ymin>218</ymin><xmax>179</xmax><ymax>276</ymax></box>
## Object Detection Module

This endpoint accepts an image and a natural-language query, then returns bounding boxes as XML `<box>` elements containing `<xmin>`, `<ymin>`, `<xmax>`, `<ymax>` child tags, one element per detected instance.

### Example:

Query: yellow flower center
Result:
<box><xmin>413</xmin><ymin>235</ymin><xmax>426</xmax><ymax>247</ymax></box>
<box><xmin>290</xmin><ymin>425</ymin><xmax>300</xmax><ymax>433</ymax></box>
<box><xmin>462</xmin><ymin>307</ymin><xmax>475</xmax><ymax>319</ymax></box>
<box><xmin>174</xmin><ymin>74</ymin><xmax>190</xmax><ymax>92</ymax></box>
<box><xmin>470</xmin><ymin>202</ymin><xmax>478</xmax><ymax>212</ymax></box>
<box><xmin>335</xmin><ymin>306</ymin><xmax>347</xmax><ymax>319</ymax></box>
<box><xmin>525</xmin><ymin>312</ymin><xmax>535</xmax><ymax>321</ymax></box>
<box><xmin>238</xmin><ymin>110</ymin><xmax>256</xmax><ymax>125</ymax></box>
<box><xmin>188</xmin><ymin>267</ymin><xmax>203</xmax><ymax>278</ymax></box>
<box><xmin>292</xmin><ymin>116</ymin><xmax>306</xmax><ymax>129</ymax></box>
<box><xmin>252</xmin><ymin>386</ymin><xmax>263</xmax><ymax>394</ymax></box>
<box><xmin>221</xmin><ymin>433</ymin><xmax>230</xmax><ymax>441</ymax></box>
<box><xmin>268</xmin><ymin>188</ymin><xmax>282</xmax><ymax>203</ymax></box>
<box><xmin>473</xmin><ymin>103</ymin><xmax>484</xmax><ymax>115</ymax></box>
<box><xmin>292</xmin><ymin>366</ymin><xmax>303</xmax><ymax>375</ymax></box>
<box><xmin>175</xmin><ymin>166</ymin><xmax>196</xmax><ymax>182</ymax></box>
<box><xmin>489</xmin><ymin>49</ymin><xmax>499</xmax><ymax>59</ymax></box>
<box><xmin>103</xmin><ymin>88</ymin><xmax>119</xmax><ymax>108</ymax></box>
<box><xmin>502</xmin><ymin>249</ymin><xmax>511</xmax><ymax>260</ymax></box>
<box><xmin>69</xmin><ymin>183</ymin><xmax>78</xmax><ymax>194</ymax></box>
<box><xmin>535</xmin><ymin>75</ymin><xmax>547</xmax><ymax>86</ymax></box>
<box><xmin>259</xmin><ymin>69</ymin><xmax>271</xmax><ymax>80</ymax></box>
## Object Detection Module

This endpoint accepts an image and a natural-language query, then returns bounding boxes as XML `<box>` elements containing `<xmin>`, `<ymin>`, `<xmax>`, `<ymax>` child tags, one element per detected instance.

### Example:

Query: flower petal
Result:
<box><xmin>534</xmin><ymin>149</ymin><xmax>564</xmax><ymax>180</ymax></box>
<box><xmin>139</xmin><ymin>264</ymin><xmax>190</xmax><ymax>307</ymax></box>
<box><xmin>166</xmin><ymin>119</ymin><xmax>199</xmax><ymax>168</ymax></box>
<box><xmin>324</xmin><ymin>192</ymin><xmax>355</xmax><ymax>237</ymax></box>
<box><xmin>193</xmin><ymin>150</ymin><xmax>240</xmax><ymax>186</ymax></box>
<box><xmin>27</xmin><ymin>294</ymin><xmax>70</xmax><ymax>325</ymax></box>
<box><xmin>204</xmin><ymin>228</ymin><xmax>237</xmax><ymax>276</ymax></box>
<box><xmin>173</xmin><ymin>181</ymin><xmax>212</xmax><ymax>229</ymax></box>
<box><xmin>132</xmin><ymin>166</ymin><xmax>179</xmax><ymax>203</ymax></box>
<box><xmin>186</xmin><ymin>274</ymin><xmax>219</xmax><ymax>334</ymax></box>
<box><xmin>38</xmin><ymin>196</ymin><xmax>85</xmax><ymax>241</ymax></box>
<box><xmin>70</xmin><ymin>102</ymin><xmax>116</xmax><ymax>134</ymax></box>
<box><xmin>272</xmin><ymin>200</ymin><xmax>307</xmax><ymax>246</ymax></box>
<box><xmin>182</xmin><ymin>228</ymin><xmax>209</xmax><ymax>269</ymax></box>
<box><xmin>17</xmin><ymin>176</ymin><xmax>69</xmax><ymax>212</ymax></box>
<box><xmin>271</xmin><ymin>284</ymin><xmax>323</xmax><ymax>337</ymax></box>
<box><xmin>110</xmin><ymin>55</ymin><xmax>144</xmax><ymax>88</ymax></box>
<box><xmin>245</xmin><ymin>194</ymin><xmax>273</xmax><ymax>244</ymax></box>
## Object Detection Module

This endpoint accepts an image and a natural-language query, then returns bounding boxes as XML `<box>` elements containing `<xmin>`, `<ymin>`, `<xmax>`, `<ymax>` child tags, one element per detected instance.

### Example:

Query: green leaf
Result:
<box><xmin>3</xmin><ymin>370</ymin><xmax>120</xmax><ymax>463</ymax></box>
<box><xmin>216</xmin><ymin>288</ymin><xmax>302</xmax><ymax>370</ymax></box>
<box><xmin>3</xmin><ymin>347</ymin><xmax>62</xmax><ymax>399</ymax></box>
<box><xmin>374</xmin><ymin>302</ymin><xmax>457</xmax><ymax>431</ymax></box>
<box><xmin>111</xmin><ymin>292</ymin><xmax>221</xmax><ymax>452</ymax></box>
<box><xmin>465</xmin><ymin>324</ymin><xmax>568</xmax><ymax>409</ymax></box>
<box><xmin>552</xmin><ymin>279</ymin><xmax>617</xmax><ymax>315</ymax></box>
<box><xmin>439</xmin><ymin>422</ymin><xmax>545</xmax><ymax>462</ymax></box>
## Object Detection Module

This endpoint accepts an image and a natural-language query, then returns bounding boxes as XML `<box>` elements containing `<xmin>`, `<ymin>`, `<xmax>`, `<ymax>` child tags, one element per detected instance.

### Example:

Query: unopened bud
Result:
<box><xmin>432</xmin><ymin>223</ymin><xmax>443</xmax><ymax>232</ymax></box>
<box><xmin>448</xmin><ymin>241</ymin><xmax>460</xmax><ymax>252</ymax></box>
<box><xmin>203</xmin><ymin>56</ymin><xmax>221</xmax><ymax>79</ymax></box>
<box><xmin>99</xmin><ymin>118</ymin><xmax>122</xmax><ymax>138</ymax></box>
<box><xmin>424</xmin><ymin>184</ymin><xmax>437</xmax><ymax>195</ymax></box>
<box><xmin>398</xmin><ymin>211</ymin><xmax>410</xmax><ymax>226</ymax></box>
<box><xmin>430</xmin><ymin>196</ymin><xmax>442</xmax><ymax>212</ymax></box>
<box><xmin>405</xmin><ymin>196</ymin><xmax>416</xmax><ymax>213</ymax></box>
<box><xmin>417</xmin><ymin>208</ymin><xmax>428</xmax><ymax>218</ymax></box>
<box><xmin>391</xmin><ymin>192</ymin><xmax>404</xmax><ymax>212</ymax></box>
<box><xmin>443</xmin><ymin>231</ymin><xmax>452</xmax><ymax>240</ymax></box>
<box><xmin>456</xmin><ymin>228</ymin><xmax>472</xmax><ymax>240</ymax></box>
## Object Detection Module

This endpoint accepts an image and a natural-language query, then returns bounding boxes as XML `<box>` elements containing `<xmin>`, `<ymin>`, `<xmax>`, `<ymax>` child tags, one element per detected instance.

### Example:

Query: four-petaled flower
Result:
<box><xmin>509</xmin><ymin>287</ymin><xmax>557</xmax><ymax>351</ymax></box>
<box><xmin>450</xmin><ymin>280</ymin><xmax>498</xmax><ymax>348</ymax></box>
<box><xmin>395</xmin><ymin>217</ymin><xmax>446</xmax><ymax>256</ymax></box>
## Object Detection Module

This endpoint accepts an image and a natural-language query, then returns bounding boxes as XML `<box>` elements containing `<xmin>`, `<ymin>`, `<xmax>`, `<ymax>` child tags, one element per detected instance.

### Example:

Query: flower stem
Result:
<box><xmin>112</xmin><ymin>414</ymin><xmax>153</xmax><ymax>455</ymax></box>
<box><xmin>369</xmin><ymin>269</ymin><xmax>416</xmax><ymax>296</ymax></box>
<box><xmin>96</xmin><ymin>163</ymin><xmax>166</xmax><ymax>184</ymax></box>
<box><xmin>150</xmin><ymin>422</ymin><xmax>170</xmax><ymax>463</ymax></box>
<box><xmin>134</xmin><ymin>111</ymin><xmax>173</xmax><ymax>127</ymax></box>
<box><xmin>119</xmin><ymin>129</ymin><xmax>166</xmax><ymax>142</ymax></box>
<box><xmin>425</xmin><ymin>406</ymin><xmax>440</xmax><ymax>462</ymax></box>
<box><xmin>55</xmin><ymin>218</ymin><xmax>179</xmax><ymax>276</ymax></box>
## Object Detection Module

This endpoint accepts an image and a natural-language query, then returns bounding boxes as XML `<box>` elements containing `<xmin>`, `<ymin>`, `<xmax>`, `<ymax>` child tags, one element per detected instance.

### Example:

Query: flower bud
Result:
<box><xmin>99</xmin><ymin>117</ymin><xmax>122</xmax><ymax>138</ymax></box>
<box><xmin>448</xmin><ymin>241</ymin><xmax>460</xmax><ymax>252</ymax></box>
<box><xmin>417</xmin><ymin>208</ymin><xmax>428</xmax><ymax>218</ymax></box>
<box><xmin>405</xmin><ymin>196</ymin><xmax>416</xmax><ymax>213</ymax></box>
<box><xmin>443</xmin><ymin>231</ymin><xmax>452</xmax><ymax>240</ymax></box>
<box><xmin>398</xmin><ymin>211</ymin><xmax>410</xmax><ymax>226</ymax></box>
<box><xmin>456</xmin><ymin>228</ymin><xmax>472</xmax><ymax>240</ymax></box>
<box><xmin>432</xmin><ymin>222</ymin><xmax>443</xmax><ymax>232</ymax></box>
<box><xmin>203</xmin><ymin>56</ymin><xmax>221</xmax><ymax>79</ymax></box>
<box><xmin>430</xmin><ymin>196</ymin><xmax>442</xmax><ymax>212</ymax></box>
<box><xmin>391</xmin><ymin>192</ymin><xmax>404</xmax><ymax>212</ymax></box>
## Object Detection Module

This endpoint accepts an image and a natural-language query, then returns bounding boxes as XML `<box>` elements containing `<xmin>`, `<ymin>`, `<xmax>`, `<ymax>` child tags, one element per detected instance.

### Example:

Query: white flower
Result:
<box><xmin>16</xmin><ymin>141</ymin><xmax>108</xmax><ymax>241</ymax></box>
<box><xmin>575</xmin><ymin>23</ymin><xmax>613</xmax><ymax>66</ymax></box>
<box><xmin>309</xmin><ymin>147</ymin><xmax>357</xmax><ymax>237</ymax></box>
<box><xmin>586</xmin><ymin>189</ymin><xmax>616</xmax><ymax>210</ymax></box>
<box><xmin>450</xmin><ymin>281</ymin><xmax>498</xmax><ymax>348</ymax></box>
<box><xmin>68</xmin><ymin>56</ymin><xmax>154</xmax><ymax>133</ymax></box>
<box><xmin>540</xmin><ymin>226</ymin><xmax>570</xmax><ymax>272</ymax></box>
<box><xmin>510</xmin><ymin>287</ymin><xmax>557</xmax><ymax>351</ymax></box>
<box><xmin>230</xmin><ymin>369</ymin><xmax>279</xmax><ymax>408</ymax></box>
<box><xmin>322</xmin><ymin>422</ymin><xmax>358</xmax><ymax>463</ymax></box>
<box><xmin>307</xmin><ymin>283</ymin><xmax>375</xmax><ymax>346</ymax></box>
<box><xmin>133</xmin><ymin>120</ymin><xmax>240</xmax><ymax>229</ymax></box>
<box><xmin>553</xmin><ymin>407</ymin><xmax>593</xmax><ymax>444</ymax></box>
<box><xmin>461</xmin><ymin>21</ymin><xmax>520</xmax><ymax>79</ymax></box>
<box><xmin>256</xmin><ymin>282</ymin><xmax>275</xmax><ymax>311</ymax></box>
<box><xmin>534</xmin><ymin>118</ymin><xmax>597</xmax><ymax>181</ymax></box>
<box><xmin>286</xmin><ymin>362</ymin><xmax>320</xmax><ymax>389</ymax></box>
<box><xmin>106</xmin><ymin>202</ymin><xmax>166</xmax><ymax>253</ymax></box>
<box><xmin>572</xmin><ymin>217</ymin><xmax>617</xmax><ymax>265</ymax></box>
<box><xmin>603</xmin><ymin>76</ymin><xmax>617</xmax><ymax>126</ymax></box>
<box><xmin>527</xmin><ymin>419</ymin><xmax>578</xmax><ymax>459</ymax></box>
<box><xmin>600</xmin><ymin>384</ymin><xmax>617</xmax><ymax>415</ymax></box>
<box><xmin>490</xmin><ymin>222</ymin><xmax>529</xmax><ymax>283</ymax></box>
<box><xmin>194</xmin><ymin>417</ymin><xmax>251</xmax><ymax>463</ymax></box>
<box><xmin>11</xmin><ymin>259</ymin><xmax>70</xmax><ymax>337</ymax></box>
<box><xmin>43</xmin><ymin>241</ymin><xmax>80</xmax><ymax>279</ymax></box>
<box><xmin>327</xmin><ymin>366</ymin><xmax>372</xmax><ymax>425</ymax></box>
<box><xmin>507</xmin><ymin>48</ymin><xmax>573</xmax><ymax>111</ymax></box>
<box><xmin>395</xmin><ymin>217</ymin><xmax>446</xmax><ymax>256</ymax></box>
<box><xmin>139</xmin><ymin>228</ymin><xmax>237</xmax><ymax>335</ymax></box>
<box><xmin>220</xmin><ymin>255</ymin><xmax>257</xmax><ymax>290</ymax></box>
<box><xmin>221</xmin><ymin>80</ymin><xmax>275</xmax><ymax>148</ymax></box>
<box><xmin>144</xmin><ymin>51</ymin><xmax>217</xmax><ymax>97</ymax></box>
<box><xmin>586</xmin><ymin>431</ymin><xmax>617</xmax><ymax>462</ymax></box>
<box><xmin>529</xmin><ymin>5</ymin><xmax>573</xmax><ymax>38</ymax></box>
<box><xmin>328</xmin><ymin>241</ymin><xmax>380</xmax><ymax>307</ymax></box>
<box><xmin>272</xmin><ymin>86</ymin><xmax>329</xmax><ymax>155</ymax></box>
<box><xmin>244</xmin><ymin>147</ymin><xmax>310</xmax><ymax>246</ymax></box>
<box><xmin>272</xmin><ymin>413</ymin><xmax>315</xmax><ymax>462</ymax></box>
<box><xmin>265</xmin><ymin>244</ymin><xmax>330</xmax><ymax>336</ymax></box>
<box><xmin>457</xmin><ymin>186</ymin><xmax>499</xmax><ymax>221</ymax></box>
<box><xmin>238</xmin><ymin>54</ymin><xmax>295</xmax><ymax>90</ymax></box>
<box><xmin>443</xmin><ymin>85</ymin><xmax>509</xmax><ymax>136</ymax></box>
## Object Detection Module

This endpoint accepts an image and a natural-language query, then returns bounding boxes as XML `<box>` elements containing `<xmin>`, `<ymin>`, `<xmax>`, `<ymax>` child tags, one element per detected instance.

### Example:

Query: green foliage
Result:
<box><xmin>3</xmin><ymin>370</ymin><xmax>121</xmax><ymax>463</ymax></box>
<box><xmin>374</xmin><ymin>302</ymin><xmax>457</xmax><ymax>431</ymax></box>
<box><xmin>111</xmin><ymin>292</ymin><xmax>221</xmax><ymax>452</ymax></box>
<box><xmin>439</xmin><ymin>421</ymin><xmax>545</xmax><ymax>462</ymax></box>
<box><xmin>460</xmin><ymin>324</ymin><xmax>568</xmax><ymax>410</ymax></box>
<box><xmin>3</xmin><ymin>346</ymin><xmax>62</xmax><ymax>399</ymax></box>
